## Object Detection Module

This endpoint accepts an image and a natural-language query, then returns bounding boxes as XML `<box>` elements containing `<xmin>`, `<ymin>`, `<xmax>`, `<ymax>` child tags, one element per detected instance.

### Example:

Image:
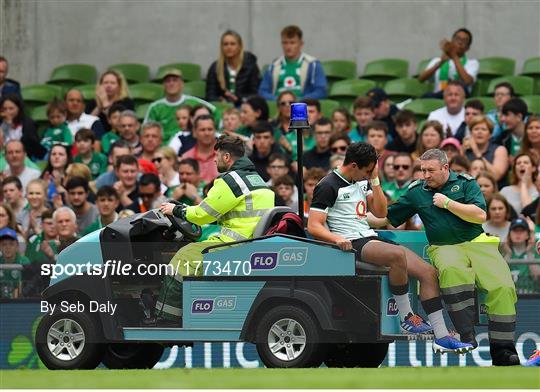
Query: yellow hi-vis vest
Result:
<box><xmin>185</xmin><ymin>157</ymin><xmax>275</xmax><ymax>242</ymax></box>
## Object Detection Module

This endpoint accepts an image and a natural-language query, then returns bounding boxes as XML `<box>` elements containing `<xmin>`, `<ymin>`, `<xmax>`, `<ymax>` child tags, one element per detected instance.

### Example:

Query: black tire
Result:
<box><xmin>102</xmin><ymin>343</ymin><xmax>164</xmax><ymax>369</ymax></box>
<box><xmin>324</xmin><ymin>342</ymin><xmax>389</xmax><ymax>368</ymax></box>
<box><xmin>255</xmin><ymin>305</ymin><xmax>326</xmax><ymax>368</ymax></box>
<box><xmin>35</xmin><ymin>312</ymin><xmax>105</xmax><ymax>370</ymax></box>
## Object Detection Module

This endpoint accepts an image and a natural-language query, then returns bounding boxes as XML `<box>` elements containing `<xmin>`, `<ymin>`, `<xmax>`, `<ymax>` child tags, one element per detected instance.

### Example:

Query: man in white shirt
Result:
<box><xmin>427</xmin><ymin>81</ymin><xmax>466</xmax><ymax>137</ymax></box>
<box><xmin>418</xmin><ymin>28</ymin><xmax>479</xmax><ymax>96</ymax></box>
<box><xmin>2</xmin><ymin>140</ymin><xmax>40</xmax><ymax>189</ymax></box>
<box><xmin>65</xmin><ymin>89</ymin><xmax>105</xmax><ymax>139</ymax></box>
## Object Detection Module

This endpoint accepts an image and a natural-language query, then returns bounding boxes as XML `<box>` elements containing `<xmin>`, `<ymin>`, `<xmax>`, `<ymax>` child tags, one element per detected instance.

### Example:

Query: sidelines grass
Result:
<box><xmin>0</xmin><ymin>367</ymin><xmax>538</xmax><ymax>389</ymax></box>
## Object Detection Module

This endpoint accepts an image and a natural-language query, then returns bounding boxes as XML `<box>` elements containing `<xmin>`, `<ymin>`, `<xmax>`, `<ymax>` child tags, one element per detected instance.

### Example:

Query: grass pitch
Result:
<box><xmin>0</xmin><ymin>367</ymin><xmax>539</xmax><ymax>389</ymax></box>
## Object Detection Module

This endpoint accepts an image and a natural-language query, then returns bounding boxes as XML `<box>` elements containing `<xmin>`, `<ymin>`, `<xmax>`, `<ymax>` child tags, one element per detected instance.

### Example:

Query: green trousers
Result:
<box><xmin>427</xmin><ymin>233</ymin><xmax>517</xmax><ymax>345</ymax></box>
<box><xmin>155</xmin><ymin>240</ymin><xmax>221</xmax><ymax>321</ymax></box>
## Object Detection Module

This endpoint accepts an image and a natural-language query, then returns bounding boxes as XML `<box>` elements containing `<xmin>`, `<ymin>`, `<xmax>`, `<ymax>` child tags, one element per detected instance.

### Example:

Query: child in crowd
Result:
<box><xmin>449</xmin><ymin>155</ymin><xmax>470</xmax><ymax>174</ymax></box>
<box><xmin>274</xmin><ymin>174</ymin><xmax>297</xmax><ymax>211</ymax></box>
<box><xmin>0</xmin><ymin>228</ymin><xmax>30</xmax><ymax>299</ymax></box>
<box><xmin>266</xmin><ymin>153</ymin><xmax>298</xmax><ymax>204</ymax></box>
<box><xmin>387</xmin><ymin>110</ymin><xmax>418</xmax><ymax>153</ymax></box>
<box><xmin>73</xmin><ymin>129</ymin><xmax>108</xmax><ymax>180</ymax></box>
<box><xmin>502</xmin><ymin>218</ymin><xmax>540</xmax><ymax>294</ymax></box>
<box><xmin>222</xmin><ymin>108</ymin><xmax>242</xmax><ymax>135</ymax></box>
<box><xmin>100</xmin><ymin>103</ymin><xmax>124</xmax><ymax>155</ymax></box>
<box><xmin>350</xmin><ymin>96</ymin><xmax>375</xmax><ymax>142</ymax></box>
<box><xmin>168</xmin><ymin>105</ymin><xmax>195</xmax><ymax>156</ymax></box>
<box><xmin>331</xmin><ymin>108</ymin><xmax>352</xmax><ymax>134</ymax></box>
<box><xmin>303</xmin><ymin>168</ymin><xmax>326</xmax><ymax>217</ymax></box>
<box><xmin>469</xmin><ymin>158</ymin><xmax>487</xmax><ymax>178</ymax></box>
<box><xmin>366</xmin><ymin>120</ymin><xmax>391</xmax><ymax>168</ymax></box>
<box><xmin>41</xmin><ymin>98</ymin><xmax>73</xmax><ymax>151</ymax></box>
<box><xmin>82</xmin><ymin>186</ymin><xmax>120</xmax><ymax>236</ymax></box>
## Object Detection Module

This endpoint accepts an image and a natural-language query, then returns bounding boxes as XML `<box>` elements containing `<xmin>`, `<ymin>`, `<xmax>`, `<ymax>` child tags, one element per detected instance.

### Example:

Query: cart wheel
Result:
<box><xmin>255</xmin><ymin>305</ymin><xmax>326</xmax><ymax>368</ymax></box>
<box><xmin>102</xmin><ymin>343</ymin><xmax>164</xmax><ymax>369</ymax></box>
<box><xmin>36</xmin><ymin>312</ymin><xmax>105</xmax><ymax>370</ymax></box>
<box><xmin>324</xmin><ymin>342</ymin><xmax>389</xmax><ymax>368</ymax></box>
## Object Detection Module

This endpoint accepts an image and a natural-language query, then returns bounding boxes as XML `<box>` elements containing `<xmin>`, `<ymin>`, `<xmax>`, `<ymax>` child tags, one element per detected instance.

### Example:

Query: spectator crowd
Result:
<box><xmin>1</xmin><ymin>25</ymin><xmax>539</xmax><ymax>298</ymax></box>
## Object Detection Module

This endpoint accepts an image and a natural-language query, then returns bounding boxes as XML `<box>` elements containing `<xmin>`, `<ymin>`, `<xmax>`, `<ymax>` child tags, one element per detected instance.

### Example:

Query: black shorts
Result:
<box><xmin>351</xmin><ymin>236</ymin><xmax>398</xmax><ymax>260</ymax></box>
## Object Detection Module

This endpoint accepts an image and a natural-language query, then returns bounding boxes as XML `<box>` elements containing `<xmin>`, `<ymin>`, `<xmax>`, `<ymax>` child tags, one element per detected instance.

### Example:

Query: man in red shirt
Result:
<box><xmin>180</xmin><ymin>115</ymin><xmax>217</xmax><ymax>183</ymax></box>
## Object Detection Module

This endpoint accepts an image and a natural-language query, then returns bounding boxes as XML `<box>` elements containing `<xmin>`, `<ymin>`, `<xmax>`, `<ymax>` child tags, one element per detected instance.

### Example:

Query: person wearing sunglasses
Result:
<box><xmin>152</xmin><ymin>146</ymin><xmax>180</xmax><ymax>195</ymax></box>
<box><xmin>382</xmin><ymin>153</ymin><xmax>414</xmax><ymax>202</ymax></box>
<box><xmin>329</xmin><ymin>133</ymin><xmax>350</xmax><ymax>157</ymax></box>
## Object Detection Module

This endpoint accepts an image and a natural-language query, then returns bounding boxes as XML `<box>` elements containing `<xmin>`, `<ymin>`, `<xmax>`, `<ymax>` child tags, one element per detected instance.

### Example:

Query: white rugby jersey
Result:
<box><xmin>310</xmin><ymin>170</ymin><xmax>376</xmax><ymax>240</ymax></box>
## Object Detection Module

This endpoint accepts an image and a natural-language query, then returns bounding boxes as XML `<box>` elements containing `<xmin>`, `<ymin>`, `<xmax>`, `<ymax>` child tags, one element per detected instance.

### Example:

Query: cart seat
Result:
<box><xmin>355</xmin><ymin>261</ymin><xmax>390</xmax><ymax>274</ymax></box>
<box><xmin>253</xmin><ymin>207</ymin><xmax>294</xmax><ymax>237</ymax></box>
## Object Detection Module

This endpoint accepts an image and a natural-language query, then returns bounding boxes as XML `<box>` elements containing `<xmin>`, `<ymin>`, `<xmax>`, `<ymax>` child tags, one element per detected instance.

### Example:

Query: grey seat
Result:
<box><xmin>253</xmin><ymin>207</ymin><xmax>294</xmax><ymax>237</ymax></box>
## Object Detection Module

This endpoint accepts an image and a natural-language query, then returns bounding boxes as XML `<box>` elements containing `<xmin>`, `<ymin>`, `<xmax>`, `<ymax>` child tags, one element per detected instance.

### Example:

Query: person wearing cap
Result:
<box><xmin>0</xmin><ymin>227</ymin><xmax>30</xmax><ymax>299</ymax></box>
<box><xmin>502</xmin><ymin>218</ymin><xmax>540</xmax><ymax>294</ymax></box>
<box><xmin>258</xmin><ymin>25</ymin><xmax>327</xmax><ymax>101</ymax></box>
<box><xmin>367</xmin><ymin>87</ymin><xmax>399</xmax><ymax>141</ymax></box>
<box><xmin>374</xmin><ymin>148</ymin><xmax>520</xmax><ymax>366</ymax></box>
<box><xmin>144</xmin><ymin>68</ymin><xmax>215</xmax><ymax>145</ymax></box>
<box><xmin>440</xmin><ymin>137</ymin><xmax>462</xmax><ymax>162</ymax></box>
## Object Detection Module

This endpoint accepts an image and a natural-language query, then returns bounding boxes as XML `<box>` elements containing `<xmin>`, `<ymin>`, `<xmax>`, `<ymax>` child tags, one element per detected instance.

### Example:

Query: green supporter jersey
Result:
<box><xmin>0</xmin><ymin>253</ymin><xmax>31</xmax><ymax>298</ymax></box>
<box><xmin>276</xmin><ymin>58</ymin><xmax>303</xmax><ymax>96</ymax></box>
<box><xmin>387</xmin><ymin>171</ymin><xmax>486</xmax><ymax>245</ymax></box>
<box><xmin>25</xmin><ymin>233</ymin><xmax>58</xmax><ymax>265</ymax></box>
<box><xmin>382</xmin><ymin>180</ymin><xmax>411</xmax><ymax>202</ymax></box>
<box><xmin>41</xmin><ymin>123</ymin><xmax>73</xmax><ymax>150</ymax></box>
<box><xmin>166</xmin><ymin>181</ymin><xmax>206</xmax><ymax>206</ymax></box>
<box><xmin>74</xmin><ymin>152</ymin><xmax>108</xmax><ymax>179</ymax></box>
<box><xmin>101</xmin><ymin>131</ymin><xmax>121</xmax><ymax>155</ymax></box>
<box><xmin>509</xmin><ymin>249</ymin><xmax>540</xmax><ymax>293</ymax></box>
<box><xmin>144</xmin><ymin>95</ymin><xmax>216</xmax><ymax>144</ymax></box>
<box><xmin>281</xmin><ymin>129</ymin><xmax>315</xmax><ymax>161</ymax></box>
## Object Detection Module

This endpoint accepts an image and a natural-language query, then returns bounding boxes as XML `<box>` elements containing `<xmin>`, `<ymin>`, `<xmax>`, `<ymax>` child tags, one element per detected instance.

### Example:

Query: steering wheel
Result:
<box><xmin>164</xmin><ymin>200</ymin><xmax>202</xmax><ymax>241</ymax></box>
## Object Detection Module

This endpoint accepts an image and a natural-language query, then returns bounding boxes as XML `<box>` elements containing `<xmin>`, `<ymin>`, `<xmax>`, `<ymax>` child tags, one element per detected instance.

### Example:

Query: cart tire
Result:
<box><xmin>324</xmin><ymin>342</ymin><xmax>389</xmax><ymax>368</ymax></box>
<box><xmin>102</xmin><ymin>343</ymin><xmax>164</xmax><ymax>369</ymax></box>
<box><xmin>35</xmin><ymin>312</ymin><xmax>105</xmax><ymax>370</ymax></box>
<box><xmin>255</xmin><ymin>305</ymin><xmax>326</xmax><ymax>368</ymax></box>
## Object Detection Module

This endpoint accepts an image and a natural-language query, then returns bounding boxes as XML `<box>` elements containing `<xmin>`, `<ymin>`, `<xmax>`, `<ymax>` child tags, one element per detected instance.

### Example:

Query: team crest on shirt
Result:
<box><xmin>451</xmin><ymin>185</ymin><xmax>460</xmax><ymax>192</ymax></box>
<box><xmin>284</xmin><ymin>76</ymin><xmax>297</xmax><ymax>87</ymax></box>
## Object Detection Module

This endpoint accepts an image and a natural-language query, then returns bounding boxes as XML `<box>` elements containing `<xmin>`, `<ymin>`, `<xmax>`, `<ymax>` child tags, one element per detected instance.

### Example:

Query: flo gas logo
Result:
<box><xmin>387</xmin><ymin>298</ymin><xmax>399</xmax><ymax>316</ymax></box>
<box><xmin>191</xmin><ymin>296</ymin><xmax>236</xmax><ymax>314</ymax></box>
<box><xmin>250</xmin><ymin>248</ymin><xmax>308</xmax><ymax>270</ymax></box>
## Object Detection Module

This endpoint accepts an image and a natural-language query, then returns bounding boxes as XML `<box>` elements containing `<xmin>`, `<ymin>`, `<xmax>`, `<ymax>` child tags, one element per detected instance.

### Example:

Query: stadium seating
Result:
<box><xmin>322</xmin><ymin>60</ymin><xmax>357</xmax><ymax>90</ymax></box>
<box><xmin>75</xmin><ymin>84</ymin><xmax>96</xmax><ymax>101</ymax></box>
<box><xmin>319</xmin><ymin>99</ymin><xmax>340</xmax><ymax>118</ymax></box>
<box><xmin>521</xmin><ymin>57</ymin><xmax>540</xmax><ymax>94</ymax></box>
<box><xmin>21</xmin><ymin>84</ymin><xmax>63</xmax><ymax>111</ymax></box>
<box><xmin>183</xmin><ymin>80</ymin><xmax>206</xmax><ymax>99</ymax></box>
<box><xmin>108</xmin><ymin>63</ymin><xmax>150</xmax><ymax>84</ymax></box>
<box><xmin>360</xmin><ymin>58</ymin><xmax>409</xmax><ymax>87</ymax></box>
<box><xmin>47</xmin><ymin>64</ymin><xmax>98</xmax><ymax>90</ymax></box>
<box><xmin>329</xmin><ymin>79</ymin><xmax>377</xmax><ymax>108</ymax></box>
<box><xmin>413</xmin><ymin>58</ymin><xmax>431</xmax><ymax>78</ymax></box>
<box><xmin>466</xmin><ymin>96</ymin><xmax>496</xmax><ymax>113</ymax></box>
<box><xmin>30</xmin><ymin>105</ymin><xmax>49</xmax><ymax>135</ymax></box>
<box><xmin>135</xmin><ymin>102</ymin><xmax>151</xmax><ymax>121</ymax></box>
<box><xmin>403</xmin><ymin>98</ymin><xmax>444</xmax><ymax>120</ymax></box>
<box><xmin>129</xmin><ymin>83</ymin><xmax>163</xmax><ymax>106</ymax></box>
<box><xmin>266</xmin><ymin>100</ymin><xmax>278</xmax><ymax>119</ymax></box>
<box><xmin>522</xmin><ymin>95</ymin><xmax>540</xmax><ymax>115</ymax></box>
<box><xmin>473</xmin><ymin>57</ymin><xmax>516</xmax><ymax>96</ymax></box>
<box><xmin>155</xmin><ymin>63</ymin><xmax>202</xmax><ymax>82</ymax></box>
<box><xmin>487</xmin><ymin>76</ymin><xmax>535</xmax><ymax>96</ymax></box>
<box><xmin>384</xmin><ymin>78</ymin><xmax>430</xmax><ymax>103</ymax></box>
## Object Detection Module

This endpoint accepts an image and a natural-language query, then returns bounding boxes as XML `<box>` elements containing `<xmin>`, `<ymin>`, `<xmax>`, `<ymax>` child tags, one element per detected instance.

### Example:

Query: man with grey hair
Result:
<box><xmin>118</xmin><ymin>110</ymin><xmax>142</xmax><ymax>157</ymax></box>
<box><xmin>380</xmin><ymin>148</ymin><xmax>519</xmax><ymax>366</ymax></box>
<box><xmin>140</xmin><ymin>122</ymin><xmax>163</xmax><ymax>164</ymax></box>
<box><xmin>53</xmin><ymin>207</ymin><xmax>79</xmax><ymax>252</ymax></box>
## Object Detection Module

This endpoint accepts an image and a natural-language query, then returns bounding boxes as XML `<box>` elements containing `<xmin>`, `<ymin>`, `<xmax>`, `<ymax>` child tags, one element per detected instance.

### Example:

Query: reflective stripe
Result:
<box><xmin>229</xmin><ymin>171</ymin><xmax>253</xmax><ymax>210</ymax></box>
<box><xmin>222</xmin><ymin>209</ymin><xmax>270</xmax><ymax>220</ymax></box>
<box><xmin>441</xmin><ymin>284</ymin><xmax>475</xmax><ymax>295</ymax></box>
<box><xmin>199</xmin><ymin>200</ymin><xmax>222</xmax><ymax>219</ymax></box>
<box><xmin>446</xmin><ymin>298</ymin><xmax>475</xmax><ymax>312</ymax></box>
<box><xmin>488</xmin><ymin>314</ymin><xmax>516</xmax><ymax>323</ymax></box>
<box><xmin>489</xmin><ymin>331</ymin><xmax>515</xmax><ymax>341</ymax></box>
<box><xmin>156</xmin><ymin>301</ymin><xmax>182</xmax><ymax>317</ymax></box>
<box><xmin>220</xmin><ymin>227</ymin><xmax>248</xmax><ymax>241</ymax></box>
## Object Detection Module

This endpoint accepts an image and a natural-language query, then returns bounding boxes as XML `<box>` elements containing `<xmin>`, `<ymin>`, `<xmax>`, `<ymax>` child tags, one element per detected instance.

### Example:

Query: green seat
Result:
<box><xmin>183</xmin><ymin>81</ymin><xmax>206</xmax><ymax>99</ymax></box>
<box><xmin>21</xmin><ymin>84</ymin><xmax>63</xmax><ymax>111</ymax></box>
<box><xmin>522</xmin><ymin>95</ymin><xmax>540</xmax><ymax>115</ymax></box>
<box><xmin>266</xmin><ymin>100</ymin><xmax>278</xmax><ymax>120</ymax></box>
<box><xmin>129</xmin><ymin>83</ymin><xmax>163</xmax><ymax>106</ymax></box>
<box><xmin>322</xmin><ymin>60</ymin><xmax>357</xmax><ymax>90</ymax></box>
<box><xmin>329</xmin><ymin>79</ymin><xmax>377</xmax><ymax>108</ymax></box>
<box><xmin>47</xmin><ymin>64</ymin><xmax>97</xmax><ymax>90</ymax></box>
<box><xmin>477</xmin><ymin>57</ymin><xmax>516</xmax><ymax>78</ymax></box>
<box><xmin>108</xmin><ymin>63</ymin><xmax>150</xmax><ymax>84</ymax></box>
<box><xmin>413</xmin><ymin>58</ymin><xmax>432</xmax><ymax>78</ymax></box>
<box><xmin>466</xmin><ymin>96</ymin><xmax>496</xmax><ymax>113</ymax></box>
<box><xmin>319</xmin><ymin>99</ymin><xmax>340</xmax><ymax>118</ymax></box>
<box><xmin>155</xmin><ymin>63</ymin><xmax>201</xmax><ymax>82</ymax></box>
<box><xmin>30</xmin><ymin>104</ymin><xmax>48</xmax><ymax>122</ymax></box>
<box><xmin>384</xmin><ymin>78</ymin><xmax>429</xmax><ymax>103</ymax></box>
<box><xmin>487</xmin><ymin>76</ymin><xmax>534</xmax><ymax>96</ymax></box>
<box><xmin>403</xmin><ymin>98</ymin><xmax>444</xmax><ymax>120</ymax></box>
<box><xmin>521</xmin><ymin>57</ymin><xmax>540</xmax><ymax>94</ymax></box>
<box><xmin>74</xmin><ymin>84</ymin><xmax>96</xmax><ymax>101</ymax></box>
<box><xmin>361</xmin><ymin>59</ymin><xmax>409</xmax><ymax>87</ymax></box>
<box><xmin>135</xmin><ymin>103</ymin><xmax>151</xmax><ymax>121</ymax></box>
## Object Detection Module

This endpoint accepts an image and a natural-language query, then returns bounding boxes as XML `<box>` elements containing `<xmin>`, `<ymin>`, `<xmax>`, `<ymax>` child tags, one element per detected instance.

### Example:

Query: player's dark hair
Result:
<box><xmin>214</xmin><ymin>135</ymin><xmax>245</xmax><ymax>158</ymax></box>
<box><xmin>343</xmin><ymin>142</ymin><xmax>378</xmax><ymax>169</ymax></box>
<box><xmin>96</xmin><ymin>185</ymin><xmax>119</xmax><ymax>200</ymax></box>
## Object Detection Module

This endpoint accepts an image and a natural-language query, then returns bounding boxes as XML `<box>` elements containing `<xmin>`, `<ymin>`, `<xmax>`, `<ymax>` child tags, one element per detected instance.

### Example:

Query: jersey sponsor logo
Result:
<box><xmin>387</xmin><ymin>298</ymin><xmax>399</xmax><ymax>316</ymax></box>
<box><xmin>192</xmin><ymin>296</ymin><xmax>237</xmax><ymax>314</ymax></box>
<box><xmin>451</xmin><ymin>185</ymin><xmax>460</xmax><ymax>192</ymax></box>
<box><xmin>355</xmin><ymin>200</ymin><xmax>367</xmax><ymax>217</ymax></box>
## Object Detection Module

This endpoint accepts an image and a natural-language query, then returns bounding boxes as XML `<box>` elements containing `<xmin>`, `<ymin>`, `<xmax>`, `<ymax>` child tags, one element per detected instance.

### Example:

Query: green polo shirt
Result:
<box><xmin>74</xmin><ymin>152</ymin><xmax>108</xmax><ymax>179</ymax></box>
<box><xmin>387</xmin><ymin>171</ymin><xmax>486</xmax><ymax>245</ymax></box>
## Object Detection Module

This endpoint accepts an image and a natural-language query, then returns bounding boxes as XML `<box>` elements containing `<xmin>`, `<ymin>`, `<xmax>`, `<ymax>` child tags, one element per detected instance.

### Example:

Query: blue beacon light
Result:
<box><xmin>289</xmin><ymin>102</ymin><xmax>311</xmax><ymax>129</ymax></box>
